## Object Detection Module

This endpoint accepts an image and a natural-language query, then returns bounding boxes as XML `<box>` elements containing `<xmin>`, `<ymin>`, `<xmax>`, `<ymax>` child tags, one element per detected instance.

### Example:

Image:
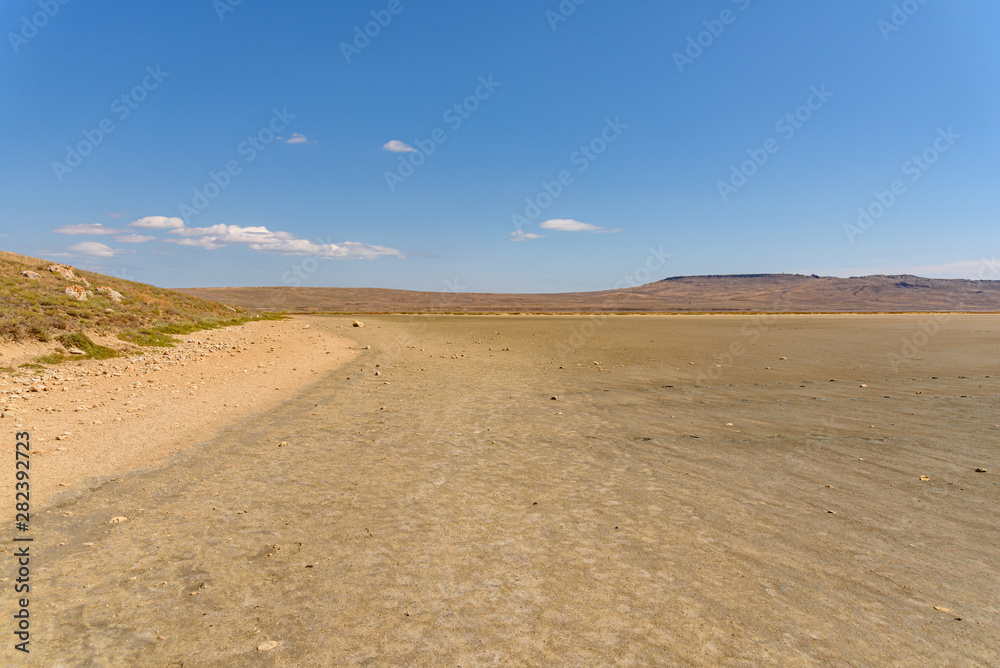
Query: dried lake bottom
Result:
<box><xmin>11</xmin><ymin>314</ymin><xmax>999</xmax><ymax>666</ymax></box>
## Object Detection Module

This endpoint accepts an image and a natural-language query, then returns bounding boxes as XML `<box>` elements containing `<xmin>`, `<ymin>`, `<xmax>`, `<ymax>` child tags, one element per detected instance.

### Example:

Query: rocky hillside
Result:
<box><xmin>0</xmin><ymin>250</ymin><xmax>267</xmax><ymax>350</ymax></box>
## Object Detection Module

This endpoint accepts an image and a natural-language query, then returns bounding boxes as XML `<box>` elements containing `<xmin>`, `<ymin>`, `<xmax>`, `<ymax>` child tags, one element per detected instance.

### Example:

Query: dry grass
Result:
<box><xmin>0</xmin><ymin>250</ymin><xmax>284</xmax><ymax>355</ymax></box>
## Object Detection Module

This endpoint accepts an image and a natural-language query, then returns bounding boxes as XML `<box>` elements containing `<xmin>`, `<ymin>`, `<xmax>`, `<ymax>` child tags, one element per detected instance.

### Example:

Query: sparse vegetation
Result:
<box><xmin>117</xmin><ymin>314</ymin><xmax>287</xmax><ymax>348</ymax></box>
<box><xmin>58</xmin><ymin>332</ymin><xmax>119</xmax><ymax>359</ymax></box>
<box><xmin>0</xmin><ymin>250</ymin><xmax>285</xmax><ymax>365</ymax></box>
<box><xmin>117</xmin><ymin>329</ymin><xmax>179</xmax><ymax>347</ymax></box>
<box><xmin>0</xmin><ymin>251</ymin><xmax>280</xmax><ymax>354</ymax></box>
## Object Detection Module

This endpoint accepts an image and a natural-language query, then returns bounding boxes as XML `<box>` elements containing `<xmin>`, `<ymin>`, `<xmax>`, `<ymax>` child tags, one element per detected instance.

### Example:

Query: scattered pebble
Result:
<box><xmin>257</xmin><ymin>640</ymin><xmax>279</xmax><ymax>651</ymax></box>
<box><xmin>108</xmin><ymin>516</ymin><xmax>129</xmax><ymax>525</ymax></box>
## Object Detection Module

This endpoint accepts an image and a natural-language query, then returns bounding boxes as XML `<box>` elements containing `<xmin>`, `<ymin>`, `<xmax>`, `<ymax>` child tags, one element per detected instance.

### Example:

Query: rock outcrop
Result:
<box><xmin>96</xmin><ymin>286</ymin><xmax>124</xmax><ymax>303</ymax></box>
<box><xmin>65</xmin><ymin>285</ymin><xmax>88</xmax><ymax>301</ymax></box>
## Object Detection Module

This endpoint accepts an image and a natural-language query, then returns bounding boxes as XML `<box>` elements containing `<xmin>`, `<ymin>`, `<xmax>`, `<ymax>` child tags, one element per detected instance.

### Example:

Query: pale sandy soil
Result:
<box><xmin>2</xmin><ymin>314</ymin><xmax>998</xmax><ymax>666</ymax></box>
<box><xmin>0</xmin><ymin>316</ymin><xmax>355</xmax><ymax>506</ymax></box>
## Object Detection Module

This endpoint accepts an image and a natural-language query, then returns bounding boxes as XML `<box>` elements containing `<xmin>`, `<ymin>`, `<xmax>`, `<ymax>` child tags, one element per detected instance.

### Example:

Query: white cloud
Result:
<box><xmin>284</xmin><ymin>133</ymin><xmax>313</xmax><ymax>144</ymax></box>
<box><xmin>54</xmin><ymin>223</ymin><xmax>123</xmax><ymax>235</ymax></box>
<box><xmin>129</xmin><ymin>216</ymin><xmax>185</xmax><ymax>229</ymax></box>
<box><xmin>116</xmin><ymin>234</ymin><xmax>157</xmax><ymax>243</ymax></box>
<box><xmin>511</xmin><ymin>230</ymin><xmax>545</xmax><ymax>242</ymax></box>
<box><xmin>167</xmin><ymin>223</ymin><xmax>403</xmax><ymax>259</ymax></box>
<box><xmin>108</xmin><ymin>212</ymin><xmax>124</xmax><ymax>219</ymax></box>
<box><xmin>66</xmin><ymin>241</ymin><xmax>123</xmax><ymax>258</ymax></box>
<box><xmin>383</xmin><ymin>140</ymin><xmax>416</xmax><ymax>153</ymax></box>
<box><xmin>539</xmin><ymin>219</ymin><xmax>603</xmax><ymax>232</ymax></box>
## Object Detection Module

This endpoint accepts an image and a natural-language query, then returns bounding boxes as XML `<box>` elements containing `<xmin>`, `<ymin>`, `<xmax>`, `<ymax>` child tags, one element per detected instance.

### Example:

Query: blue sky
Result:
<box><xmin>2</xmin><ymin>1</ymin><xmax>998</xmax><ymax>291</ymax></box>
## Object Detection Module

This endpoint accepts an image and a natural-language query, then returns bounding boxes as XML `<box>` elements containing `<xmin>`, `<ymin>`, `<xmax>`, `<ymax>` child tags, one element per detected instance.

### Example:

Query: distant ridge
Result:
<box><xmin>175</xmin><ymin>273</ymin><xmax>1000</xmax><ymax>314</ymax></box>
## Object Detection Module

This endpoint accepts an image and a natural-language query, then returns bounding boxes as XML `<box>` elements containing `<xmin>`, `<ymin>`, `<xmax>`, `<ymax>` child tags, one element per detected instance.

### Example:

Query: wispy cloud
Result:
<box><xmin>511</xmin><ymin>230</ymin><xmax>545</xmax><ymax>242</ymax></box>
<box><xmin>129</xmin><ymin>216</ymin><xmax>185</xmax><ymax>229</ymax></box>
<box><xmin>283</xmin><ymin>132</ymin><xmax>314</xmax><ymax>144</ymax></box>
<box><xmin>54</xmin><ymin>223</ymin><xmax>123</xmax><ymax>235</ymax></box>
<box><xmin>108</xmin><ymin>212</ymin><xmax>124</xmax><ymax>219</ymax></box>
<box><xmin>54</xmin><ymin>214</ymin><xmax>402</xmax><ymax>260</ymax></box>
<box><xmin>539</xmin><ymin>219</ymin><xmax>618</xmax><ymax>233</ymax></box>
<box><xmin>383</xmin><ymin>140</ymin><xmax>416</xmax><ymax>153</ymax></box>
<box><xmin>167</xmin><ymin>223</ymin><xmax>403</xmax><ymax>259</ymax></box>
<box><xmin>66</xmin><ymin>241</ymin><xmax>125</xmax><ymax>258</ymax></box>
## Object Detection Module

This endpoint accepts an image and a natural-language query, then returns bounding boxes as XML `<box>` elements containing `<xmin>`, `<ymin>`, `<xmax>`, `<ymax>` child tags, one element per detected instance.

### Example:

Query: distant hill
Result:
<box><xmin>175</xmin><ymin>273</ymin><xmax>1000</xmax><ymax>314</ymax></box>
<box><xmin>0</xmin><ymin>250</ymin><xmax>256</xmax><ymax>345</ymax></box>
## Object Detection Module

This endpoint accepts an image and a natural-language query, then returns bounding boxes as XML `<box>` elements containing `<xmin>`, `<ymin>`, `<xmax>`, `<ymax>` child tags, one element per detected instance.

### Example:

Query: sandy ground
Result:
<box><xmin>0</xmin><ymin>317</ymin><xmax>355</xmax><ymax>506</ymax></box>
<box><xmin>2</xmin><ymin>314</ymin><xmax>999</xmax><ymax>665</ymax></box>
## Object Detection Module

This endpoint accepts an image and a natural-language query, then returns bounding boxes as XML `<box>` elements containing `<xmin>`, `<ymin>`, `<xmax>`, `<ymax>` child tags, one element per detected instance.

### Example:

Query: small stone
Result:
<box><xmin>68</xmin><ymin>348</ymin><xmax>86</xmax><ymax>355</ymax></box>
<box><xmin>352</xmin><ymin>320</ymin><xmax>364</xmax><ymax>328</ymax></box>
<box><xmin>975</xmin><ymin>468</ymin><xmax>987</xmax><ymax>473</ymax></box>
<box><xmin>278</xmin><ymin>441</ymin><xmax>290</xmax><ymax>447</ymax></box>
<box><xmin>257</xmin><ymin>640</ymin><xmax>279</xmax><ymax>651</ymax></box>
<box><xmin>96</xmin><ymin>286</ymin><xmax>124</xmax><ymax>303</ymax></box>
<box><xmin>920</xmin><ymin>475</ymin><xmax>930</xmax><ymax>481</ymax></box>
<box><xmin>551</xmin><ymin>396</ymin><xmax>557</xmax><ymax>400</ymax></box>
<box><xmin>108</xmin><ymin>516</ymin><xmax>129</xmax><ymax>525</ymax></box>
<box><xmin>859</xmin><ymin>384</ymin><xmax>868</xmax><ymax>388</ymax></box>
<box><xmin>934</xmin><ymin>606</ymin><xmax>951</xmax><ymax>612</ymax></box>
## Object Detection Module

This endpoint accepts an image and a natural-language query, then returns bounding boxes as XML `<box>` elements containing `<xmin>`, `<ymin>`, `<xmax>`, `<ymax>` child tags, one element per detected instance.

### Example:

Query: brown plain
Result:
<box><xmin>176</xmin><ymin>272</ymin><xmax>1000</xmax><ymax>313</ymax></box>
<box><xmin>4</xmin><ymin>313</ymin><xmax>999</xmax><ymax>665</ymax></box>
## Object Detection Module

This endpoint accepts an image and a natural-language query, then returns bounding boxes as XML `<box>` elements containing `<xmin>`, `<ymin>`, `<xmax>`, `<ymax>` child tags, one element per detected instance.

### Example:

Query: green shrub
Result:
<box><xmin>55</xmin><ymin>332</ymin><xmax>119</xmax><ymax>360</ymax></box>
<box><xmin>118</xmin><ymin>329</ymin><xmax>178</xmax><ymax>347</ymax></box>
